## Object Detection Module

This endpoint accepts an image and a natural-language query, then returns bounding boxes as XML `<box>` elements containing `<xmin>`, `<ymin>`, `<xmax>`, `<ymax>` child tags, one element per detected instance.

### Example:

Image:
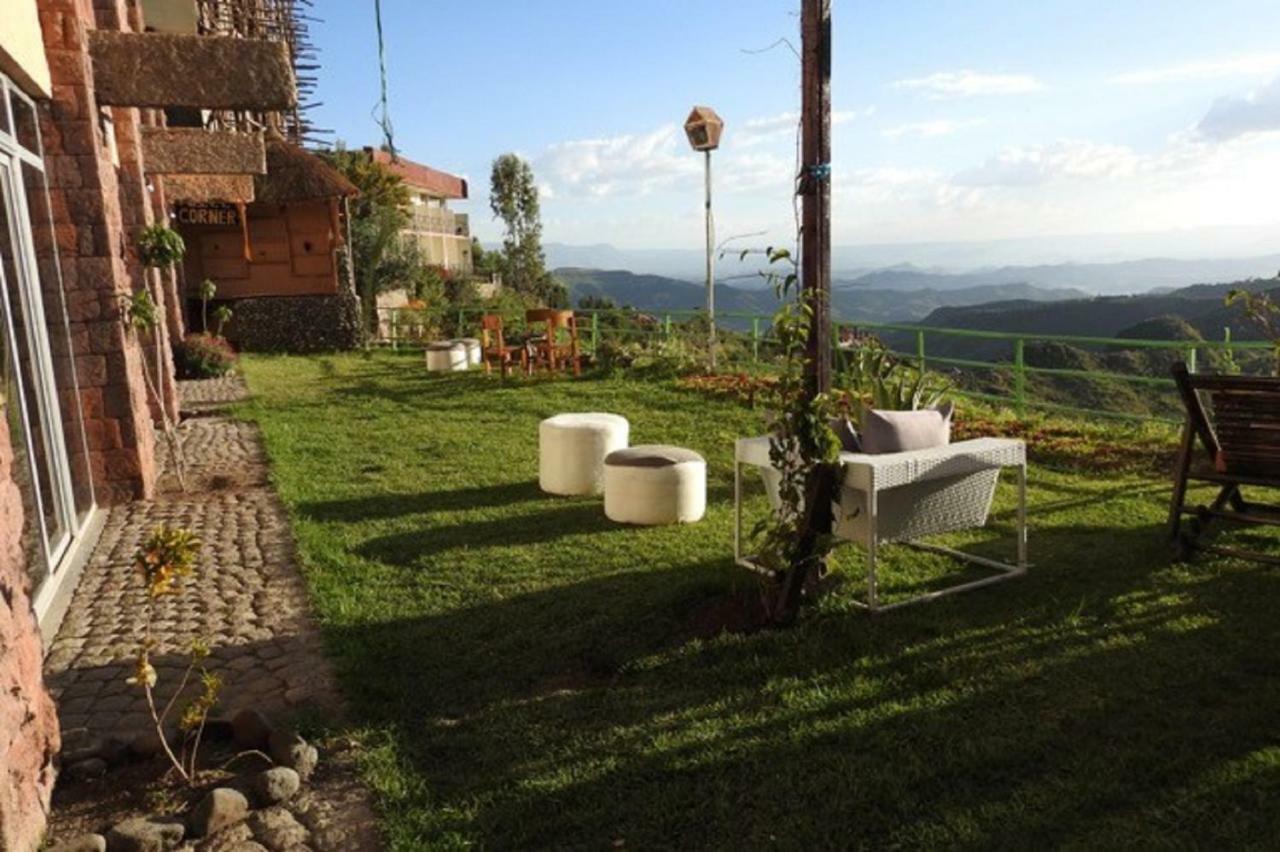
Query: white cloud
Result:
<box><xmin>535</xmin><ymin>124</ymin><xmax>699</xmax><ymax>198</ymax></box>
<box><xmin>735</xmin><ymin>108</ymin><xmax>872</xmax><ymax>146</ymax></box>
<box><xmin>721</xmin><ymin>152</ymin><xmax>793</xmax><ymax>192</ymax></box>
<box><xmin>952</xmin><ymin>140</ymin><xmax>1141</xmax><ymax>187</ymax></box>
<box><xmin>1195</xmin><ymin>76</ymin><xmax>1280</xmax><ymax>142</ymax></box>
<box><xmin>741</xmin><ymin>111</ymin><xmax>798</xmax><ymax>135</ymax></box>
<box><xmin>893</xmin><ymin>70</ymin><xmax>1043</xmax><ymax>99</ymax></box>
<box><xmin>846</xmin><ymin>167</ymin><xmax>940</xmax><ymax>187</ymax></box>
<box><xmin>883</xmin><ymin>119</ymin><xmax>984</xmax><ymax>139</ymax></box>
<box><xmin>1111</xmin><ymin>53</ymin><xmax>1280</xmax><ymax>85</ymax></box>
<box><xmin>835</xmin><ymin>167</ymin><xmax>944</xmax><ymax>209</ymax></box>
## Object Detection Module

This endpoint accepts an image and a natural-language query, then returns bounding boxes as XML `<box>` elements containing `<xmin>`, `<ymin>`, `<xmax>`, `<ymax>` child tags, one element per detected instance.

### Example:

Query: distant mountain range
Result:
<box><xmin>836</xmin><ymin>256</ymin><xmax>1280</xmax><ymax>297</ymax></box>
<box><xmin>542</xmin><ymin>226</ymin><xmax>1280</xmax><ymax>287</ymax></box>
<box><xmin>918</xmin><ymin>277</ymin><xmax>1271</xmax><ymax>342</ymax></box>
<box><xmin>554</xmin><ymin>267</ymin><xmax>1089</xmax><ymax>324</ymax></box>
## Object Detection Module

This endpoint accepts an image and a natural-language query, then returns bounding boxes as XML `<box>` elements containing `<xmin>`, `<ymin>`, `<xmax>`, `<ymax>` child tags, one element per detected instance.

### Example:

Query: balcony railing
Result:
<box><xmin>407</xmin><ymin>208</ymin><xmax>469</xmax><ymax>238</ymax></box>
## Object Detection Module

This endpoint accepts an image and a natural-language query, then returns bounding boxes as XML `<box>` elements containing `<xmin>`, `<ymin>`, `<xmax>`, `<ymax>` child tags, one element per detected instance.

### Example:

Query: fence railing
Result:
<box><xmin>406</xmin><ymin>208</ymin><xmax>469</xmax><ymax>237</ymax></box>
<box><xmin>375</xmin><ymin>305</ymin><xmax>1274</xmax><ymax>423</ymax></box>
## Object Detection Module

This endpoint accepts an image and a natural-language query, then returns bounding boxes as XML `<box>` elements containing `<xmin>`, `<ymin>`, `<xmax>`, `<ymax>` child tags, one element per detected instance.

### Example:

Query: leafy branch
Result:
<box><xmin>1226</xmin><ymin>287</ymin><xmax>1280</xmax><ymax>375</ymax></box>
<box><xmin>751</xmin><ymin>248</ymin><xmax>842</xmax><ymax>623</ymax></box>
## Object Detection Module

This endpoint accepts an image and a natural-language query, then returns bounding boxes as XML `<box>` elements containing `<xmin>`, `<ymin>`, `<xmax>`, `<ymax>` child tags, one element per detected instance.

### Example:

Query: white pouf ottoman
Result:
<box><xmin>603</xmin><ymin>445</ymin><xmax>706</xmax><ymax>525</ymax></box>
<box><xmin>451</xmin><ymin>337</ymin><xmax>482</xmax><ymax>368</ymax></box>
<box><xmin>425</xmin><ymin>341</ymin><xmax>468</xmax><ymax>372</ymax></box>
<box><xmin>539</xmin><ymin>413</ymin><xmax>630</xmax><ymax>496</ymax></box>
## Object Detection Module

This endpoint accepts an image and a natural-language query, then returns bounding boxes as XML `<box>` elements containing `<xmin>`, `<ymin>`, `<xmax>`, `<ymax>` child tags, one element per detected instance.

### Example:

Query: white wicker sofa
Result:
<box><xmin>734</xmin><ymin>436</ymin><xmax>1028</xmax><ymax>612</ymax></box>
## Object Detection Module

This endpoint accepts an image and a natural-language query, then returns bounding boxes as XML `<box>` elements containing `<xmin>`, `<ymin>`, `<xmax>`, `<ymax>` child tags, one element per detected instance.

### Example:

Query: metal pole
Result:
<box><xmin>705</xmin><ymin>149</ymin><xmax>717</xmax><ymax>371</ymax></box>
<box><xmin>1014</xmin><ymin>337</ymin><xmax>1026</xmax><ymax>417</ymax></box>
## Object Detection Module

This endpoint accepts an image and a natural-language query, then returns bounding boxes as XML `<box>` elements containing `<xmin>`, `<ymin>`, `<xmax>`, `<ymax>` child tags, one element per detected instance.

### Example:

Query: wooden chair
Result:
<box><xmin>525</xmin><ymin>309</ymin><xmax>581</xmax><ymax>376</ymax></box>
<box><xmin>480</xmin><ymin>314</ymin><xmax>527</xmax><ymax>378</ymax></box>
<box><xmin>1169</xmin><ymin>362</ymin><xmax>1280</xmax><ymax>562</ymax></box>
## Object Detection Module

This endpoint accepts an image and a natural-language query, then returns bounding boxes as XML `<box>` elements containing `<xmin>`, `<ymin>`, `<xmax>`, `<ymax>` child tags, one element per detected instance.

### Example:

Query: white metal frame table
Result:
<box><xmin>734</xmin><ymin>436</ymin><xmax>1029</xmax><ymax>613</ymax></box>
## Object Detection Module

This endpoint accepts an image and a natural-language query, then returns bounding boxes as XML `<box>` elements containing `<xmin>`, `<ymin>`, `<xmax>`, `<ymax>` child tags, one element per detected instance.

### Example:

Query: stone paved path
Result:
<box><xmin>44</xmin><ymin>375</ymin><xmax>380</xmax><ymax>851</ymax></box>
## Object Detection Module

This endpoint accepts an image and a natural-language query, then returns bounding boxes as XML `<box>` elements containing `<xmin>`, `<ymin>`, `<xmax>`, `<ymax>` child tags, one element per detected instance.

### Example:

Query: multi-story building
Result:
<box><xmin>0</xmin><ymin>2</ymin><xmax>331</xmax><ymax>847</ymax></box>
<box><xmin>365</xmin><ymin>147</ymin><xmax>474</xmax><ymax>275</ymax></box>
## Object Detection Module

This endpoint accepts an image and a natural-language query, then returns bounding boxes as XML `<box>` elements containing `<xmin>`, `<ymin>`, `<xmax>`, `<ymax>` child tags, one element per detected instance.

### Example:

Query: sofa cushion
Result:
<box><xmin>860</xmin><ymin>401</ymin><xmax>954</xmax><ymax>454</ymax></box>
<box><xmin>605</xmin><ymin>445</ymin><xmax>704</xmax><ymax>468</ymax></box>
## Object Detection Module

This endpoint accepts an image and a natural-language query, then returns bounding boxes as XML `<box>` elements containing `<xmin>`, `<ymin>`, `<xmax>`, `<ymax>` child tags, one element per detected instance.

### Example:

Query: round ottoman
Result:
<box><xmin>603</xmin><ymin>445</ymin><xmax>706</xmax><ymax>525</ymax></box>
<box><xmin>425</xmin><ymin>341</ymin><xmax>468</xmax><ymax>372</ymax></box>
<box><xmin>451</xmin><ymin>337</ymin><xmax>482</xmax><ymax>368</ymax></box>
<box><xmin>539</xmin><ymin>413</ymin><xmax>630</xmax><ymax>496</ymax></box>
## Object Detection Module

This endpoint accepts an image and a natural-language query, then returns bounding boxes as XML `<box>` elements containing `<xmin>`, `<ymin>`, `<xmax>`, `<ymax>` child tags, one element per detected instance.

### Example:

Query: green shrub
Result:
<box><xmin>137</xmin><ymin>224</ymin><xmax>186</xmax><ymax>268</ymax></box>
<box><xmin>592</xmin><ymin>337</ymin><xmax>701</xmax><ymax>378</ymax></box>
<box><xmin>175</xmin><ymin>333</ymin><xmax>238</xmax><ymax>379</ymax></box>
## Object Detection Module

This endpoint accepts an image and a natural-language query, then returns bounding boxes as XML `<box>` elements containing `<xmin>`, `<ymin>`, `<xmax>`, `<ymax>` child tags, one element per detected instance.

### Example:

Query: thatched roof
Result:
<box><xmin>254</xmin><ymin>134</ymin><xmax>359</xmax><ymax>205</ymax></box>
<box><xmin>165</xmin><ymin>173</ymin><xmax>256</xmax><ymax>204</ymax></box>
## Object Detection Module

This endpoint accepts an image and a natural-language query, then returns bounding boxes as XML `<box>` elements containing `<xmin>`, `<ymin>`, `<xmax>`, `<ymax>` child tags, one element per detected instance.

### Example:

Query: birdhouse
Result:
<box><xmin>683</xmin><ymin>106</ymin><xmax>724</xmax><ymax>152</ymax></box>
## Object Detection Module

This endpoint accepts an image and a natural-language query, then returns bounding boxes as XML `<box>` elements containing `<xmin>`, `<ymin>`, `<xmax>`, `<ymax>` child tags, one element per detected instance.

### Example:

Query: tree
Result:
<box><xmin>470</xmin><ymin>237</ymin><xmax>502</xmax><ymax>276</ymax></box>
<box><xmin>578</xmin><ymin>295</ymin><xmax>618</xmax><ymax>311</ymax></box>
<box><xmin>488</xmin><ymin>153</ymin><xmax>567</xmax><ymax>307</ymax></box>
<box><xmin>321</xmin><ymin>144</ymin><xmax>417</xmax><ymax>338</ymax></box>
<box><xmin>322</xmin><ymin>144</ymin><xmax>410</xmax><ymax>219</ymax></box>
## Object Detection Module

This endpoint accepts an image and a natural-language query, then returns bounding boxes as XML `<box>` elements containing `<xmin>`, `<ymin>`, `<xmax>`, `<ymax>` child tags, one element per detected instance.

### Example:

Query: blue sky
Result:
<box><xmin>311</xmin><ymin>1</ymin><xmax>1280</xmax><ymax>258</ymax></box>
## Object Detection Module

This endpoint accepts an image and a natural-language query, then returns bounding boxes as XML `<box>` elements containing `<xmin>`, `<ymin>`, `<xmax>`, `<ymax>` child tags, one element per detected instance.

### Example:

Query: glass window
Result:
<box><xmin>0</xmin><ymin>164</ymin><xmax>63</xmax><ymax>557</ymax></box>
<box><xmin>22</xmin><ymin>161</ymin><xmax>94</xmax><ymax>520</ymax></box>
<box><xmin>1</xmin><ymin>310</ymin><xmax>46</xmax><ymax>585</ymax></box>
<box><xmin>0</xmin><ymin>79</ymin><xmax>11</xmax><ymax>137</ymax></box>
<box><xmin>8</xmin><ymin>88</ymin><xmax>38</xmax><ymax>156</ymax></box>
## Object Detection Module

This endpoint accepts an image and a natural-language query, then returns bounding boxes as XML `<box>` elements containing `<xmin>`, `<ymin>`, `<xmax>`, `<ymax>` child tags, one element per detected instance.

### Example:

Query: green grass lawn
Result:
<box><xmin>237</xmin><ymin>351</ymin><xmax>1280</xmax><ymax>850</ymax></box>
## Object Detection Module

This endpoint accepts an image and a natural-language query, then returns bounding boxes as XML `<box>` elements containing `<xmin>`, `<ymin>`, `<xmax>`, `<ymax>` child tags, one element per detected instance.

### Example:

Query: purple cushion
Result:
<box><xmin>860</xmin><ymin>402</ymin><xmax>954</xmax><ymax>454</ymax></box>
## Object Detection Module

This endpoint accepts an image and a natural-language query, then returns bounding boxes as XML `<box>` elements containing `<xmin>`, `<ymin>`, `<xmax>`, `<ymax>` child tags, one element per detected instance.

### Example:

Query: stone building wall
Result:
<box><xmin>227</xmin><ymin>291</ymin><xmax>362</xmax><ymax>353</ymax></box>
<box><xmin>37</xmin><ymin>0</ymin><xmax>164</xmax><ymax>504</ymax></box>
<box><xmin>0</xmin><ymin>426</ymin><xmax>59</xmax><ymax>852</ymax></box>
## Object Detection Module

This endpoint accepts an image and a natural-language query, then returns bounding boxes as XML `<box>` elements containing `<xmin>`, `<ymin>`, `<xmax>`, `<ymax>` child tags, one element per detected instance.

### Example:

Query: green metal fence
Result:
<box><xmin>375</xmin><ymin>305</ymin><xmax>1274</xmax><ymax>423</ymax></box>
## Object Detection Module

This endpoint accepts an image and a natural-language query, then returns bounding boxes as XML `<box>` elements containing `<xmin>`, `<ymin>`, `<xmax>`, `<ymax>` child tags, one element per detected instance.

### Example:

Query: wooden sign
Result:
<box><xmin>175</xmin><ymin>203</ymin><xmax>241</xmax><ymax>227</ymax></box>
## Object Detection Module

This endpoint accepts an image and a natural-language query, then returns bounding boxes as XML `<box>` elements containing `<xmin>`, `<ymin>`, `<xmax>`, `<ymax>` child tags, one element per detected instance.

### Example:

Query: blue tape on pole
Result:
<box><xmin>807</xmin><ymin>163</ymin><xmax>832</xmax><ymax>181</ymax></box>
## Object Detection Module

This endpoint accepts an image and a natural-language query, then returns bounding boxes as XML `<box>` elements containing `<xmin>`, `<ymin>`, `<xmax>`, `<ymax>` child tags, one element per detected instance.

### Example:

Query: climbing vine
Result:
<box><xmin>752</xmin><ymin>248</ymin><xmax>842</xmax><ymax>624</ymax></box>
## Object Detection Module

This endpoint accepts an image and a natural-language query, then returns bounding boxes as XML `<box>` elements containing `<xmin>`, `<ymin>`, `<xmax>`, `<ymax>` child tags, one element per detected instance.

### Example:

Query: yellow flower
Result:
<box><xmin>135</xmin><ymin>525</ymin><xmax>201</xmax><ymax>598</ymax></box>
<box><xmin>126</xmin><ymin>654</ymin><xmax>157</xmax><ymax>689</ymax></box>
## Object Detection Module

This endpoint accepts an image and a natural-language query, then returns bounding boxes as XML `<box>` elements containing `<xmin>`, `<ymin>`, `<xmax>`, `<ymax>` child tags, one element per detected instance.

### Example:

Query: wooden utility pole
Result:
<box><xmin>777</xmin><ymin>0</ymin><xmax>834</xmax><ymax>623</ymax></box>
<box><xmin>801</xmin><ymin>0</ymin><xmax>832</xmax><ymax>398</ymax></box>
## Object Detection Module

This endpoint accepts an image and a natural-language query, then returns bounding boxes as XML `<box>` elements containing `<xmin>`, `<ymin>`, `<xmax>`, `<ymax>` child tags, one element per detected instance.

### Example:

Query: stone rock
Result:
<box><xmin>105</xmin><ymin>816</ymin><xmax>186</xmax><ymax>852</ymax></box>
<box><xmin>190</xmin><ymin>821</ymin><xmax>253</xmax><ymax>852</ymax></box>
<box><xmin>47</xmin><ymin>833</ymin><xmax>108</xmax><ymax>852</ymax></box>
<box><xmin>188</xmin><ymin>787</ymin><xmax>249</xmax><ymax>838</ymax></box>
<box><xmin>251</xmin><ymin>767</ymin><xmax>300</xmax><ymax>806</ymax></box>
<box><xmin>267</xmin><ymin>730</ymin><xmax>317</xmax><ymax>781</ymax></box>
<box><xmin>231</xmin><ymin>709</ymin><xmax>274</xmax><ymax>751</ymax></box>
<box><xmin>246</xmin><ymin>807</ymin><xmax>309</xmax><ymax>849</ymax></box>
<box><xmin>64</xmin><ymin>757</ymin><xmax>108</xmax><ymax>782</ymax></box>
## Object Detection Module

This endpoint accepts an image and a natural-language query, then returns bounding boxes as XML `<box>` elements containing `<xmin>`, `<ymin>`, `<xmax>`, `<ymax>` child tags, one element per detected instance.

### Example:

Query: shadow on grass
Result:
<box><xmin>356</xmin><ymin>499</ymin><xmax>619</xmax><ymax>563</ymax></box>
<box><xmin>299</xmin><ymin>481</ymin><xmax>545</xmax><ymax>522</ymax></box>
<box><xmin>323</xmin><ymin>516</ymin><xmax>1280</xmax><ymax>848</ymax></box>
